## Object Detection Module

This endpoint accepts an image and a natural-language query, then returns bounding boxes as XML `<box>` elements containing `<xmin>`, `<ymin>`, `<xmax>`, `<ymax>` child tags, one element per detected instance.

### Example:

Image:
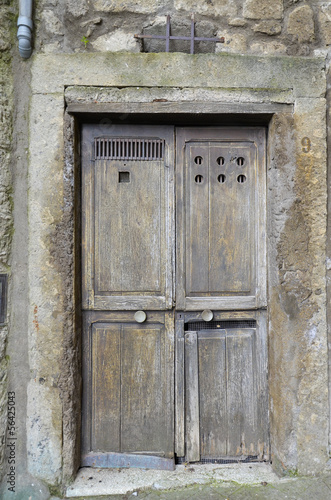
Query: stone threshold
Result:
<box><xmin>66</xmin><ymin>463</ymin><xmax>288</xmax><ymax>497</ymax></box>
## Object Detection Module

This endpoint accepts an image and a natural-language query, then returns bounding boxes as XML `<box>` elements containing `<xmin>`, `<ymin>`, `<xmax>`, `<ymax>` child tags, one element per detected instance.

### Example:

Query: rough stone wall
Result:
<box><xmin>0</xmin><ymin>0</ymin><xmax>14</xmax><ymax>481</ymax></box>
<box><xmin>34</xmin><ymin>0</ymin><xmax>331</xmax><ymax>56</ymax></box>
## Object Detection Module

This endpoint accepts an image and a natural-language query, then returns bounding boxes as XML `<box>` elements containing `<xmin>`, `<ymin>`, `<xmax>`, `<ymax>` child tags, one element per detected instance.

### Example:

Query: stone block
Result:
<box><xmin>66</xmin><ymin>0</ymin><xmax>89</xmax><ymax>17</ymax></box>
<box><xmin>216</xmin><ymin>30</ymin><xmax>247</xmax><ymax>54</ymax></box>
<box><xmin>253</xmin><ymin>21</ymin><xmax>282</xmax><ymax>35</ymax></box>
<box><xmin>228</xmin><ymin>18</ymin><xmax>247</xmax><ymax>27</ymax></box>
<box><xmin>175</xmin><ymin>0</ymin><xmax>237</xmax><ymax>17</ymax></box>
<box><xmin>41</xmin><ymin>10</ymin><xmax>64</xmax><ymax>36</ymax></box>
<box><xmin>250</xmin><ymin>41</ymin><xmax>287</xmax><ymax>55</ymax></box>
<box><xmin>287</xmin><ymin>5</ymin><xmax>315</xmax><ymax>43</ymax></box>
<box><xmin>30</xmin><ymin>53</ymin><xmax>326</xmax><ymax>98</ymax></box>
<box><xmin>243</xmin><ymin>0</ymin><xmax>283</xmax><ymax>20</ymax></box>
<box><xmin>92</xmin><ymin>0</ymin><xmax>161</xmax><ymax>13</ymax></box>
<box><xmin>92</xmin><ymin>30</ymin><xmax>140</xmax><ymax>52</ymax></box>
<box><xmin>318</xmin><ymin>4</ymin><xmax>331</xmax><ymax>45</ymax></box>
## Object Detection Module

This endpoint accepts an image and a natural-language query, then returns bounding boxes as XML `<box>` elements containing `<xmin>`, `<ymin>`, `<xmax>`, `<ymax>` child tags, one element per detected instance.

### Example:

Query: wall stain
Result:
<box><xmin>33</xmin><ymin>305</ymin><xmax>39</xmax><ymax>334</ymax></box>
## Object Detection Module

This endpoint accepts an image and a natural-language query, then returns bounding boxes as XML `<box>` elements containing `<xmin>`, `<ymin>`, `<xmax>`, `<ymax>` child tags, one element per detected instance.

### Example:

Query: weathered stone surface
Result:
<box><xmin>66</xmin><ymin>0</ymin><xmax>89</xmax><ymax>17</ymax></box>
<box><xmin>268</xmin><ymin>98</ymin><xmax>328</xmax><ymax>475</ymax></box>
<box><xmin>253</xmin><ymin>21</ymin><xmax>282</xmax><ymax>35</ymax></box>
<box><xmin>250</xmin><ymin>40</ymin><xmax>287</xmax><ymax>54</ymax></box>
<box><xmin>216</xmin><ymin>30</ymin><xmax>247</xmax><ymax>53</ymax></box>
<box><xmin>92</xmin><ymin>30</ymin><xmax>141</xmax><ymax>52</ymax></box>
<box><xmin>92</xmin><ymin>0</ymin><xmax>161</xmax><ymax>13</ymax></box>
<box><xmin>287</xmin><ymin>5</ymin><xmax>315</xmax><ymax>43</ymax></box>
<box><xmin>41</xmin><ymin>10</ymin><xmax>64</xmax><ymax>36</ymax></box>
<box><xmin>318</xmin><ymin>3</ymin><xmax>331</xmax><ymax>45</ymax></box>
<box><xmin>27</xmin><ymin>382</ymin><xmax>62</xmax><ymax>483</ymax></box>
<box><xmin>0</xmin><ymin>0</ymin><xmax>12</xmax><ymax>482</ymax></box>
<box><xmin>42</xmin><ymin>41</ymin><xmax>62</xmax><ymax>54</ymax></box>
<box><xmin>175</xmin><ymin>0</ymin><xmax>237</xmax><ymax>17</ymax></box>
<box><xmin>80</xmin><ymin>17</ymin><xmax>102</xmax><ymax>37</ymax></box>
<box><xmin>27</xmin><ymin>94</ymin><xmax>65</xmax><ymax>484</ymax></box>
<box><xmin>228</xmin><ymin>18</ymin><xmax>247</xmax><ymax>27</ymax></box>
<box><xmin>31</xmin><ymin>53</ymin><xmax>326</xmax><ymax>98</ymax></box>
<box><xmin>243</xmin><ymin>0</ymin><xmax>283</xmax><ymax>20</ymax></box>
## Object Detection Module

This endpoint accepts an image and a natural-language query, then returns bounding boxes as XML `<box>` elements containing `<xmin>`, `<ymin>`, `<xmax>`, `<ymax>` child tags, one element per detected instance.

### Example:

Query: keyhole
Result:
<box><xmin>218</xmin><ymin>174</ymin><xmax>226</xmax><ymax>183</ymax></box>
<box><xmin>217</xmin><ymin>156</ymin><xmax>225</xmax><ymax>165</ymax></box>
<box><xmin>195</xmin><ymin>174</ymin><xmax>204</xmax><ymax>183</ymax></box>
<box><xmin>237</xmin><ymin>157</ymin><xmax>245</xmax><ymax>166</ymax></box>
<box><xmin>237</xmin><ymin>174</ymin><xmax>246</xmax><ymax>183</ymax></box>
<box><xmin>194</xmin><ymin>156</ymin><xmax>203</xmax><ymax>165</ymax></box>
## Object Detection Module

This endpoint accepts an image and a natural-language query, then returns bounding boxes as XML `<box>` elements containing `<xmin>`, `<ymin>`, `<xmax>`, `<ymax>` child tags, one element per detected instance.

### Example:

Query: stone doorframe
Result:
<box><xmin>27</xmin><ymin>52</ymin><xmax>328</xmax><ymax>489</ymax></box>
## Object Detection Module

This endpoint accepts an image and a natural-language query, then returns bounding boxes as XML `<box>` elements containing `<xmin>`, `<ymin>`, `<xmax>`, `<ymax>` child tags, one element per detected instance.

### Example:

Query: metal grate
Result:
<box><xmin>185</xmin><ymin>320</ymin><xmax>256</xmax><ymax>331</ymax></box>
<box><xmin>176</xmin><ymin>455</ymin><xmax>260</xmax><ymax>464</ymax></box>
<box><xmin>95</xmin><ymin>137</ymin><xmax>164</xmax><ymax>161</ymax></box>
<box><xmin>134</xmin><ymin>14</ymin><xmax>224</xmax><ymax>54</ymax></box>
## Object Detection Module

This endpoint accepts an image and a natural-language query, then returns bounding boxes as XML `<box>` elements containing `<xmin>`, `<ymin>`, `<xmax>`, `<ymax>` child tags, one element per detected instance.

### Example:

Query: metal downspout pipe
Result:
<box><xmin>17</xmin><ymin>0</ymin><xmax>33</xmax><ymax>59</ymax></box>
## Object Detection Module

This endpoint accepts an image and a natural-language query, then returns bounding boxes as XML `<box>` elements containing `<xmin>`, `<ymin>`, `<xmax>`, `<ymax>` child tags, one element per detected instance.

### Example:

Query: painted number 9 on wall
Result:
<box><xmin>301</xmin><ymin>137</ymin><xmax>311</xmax><ymax>153</ymax></box>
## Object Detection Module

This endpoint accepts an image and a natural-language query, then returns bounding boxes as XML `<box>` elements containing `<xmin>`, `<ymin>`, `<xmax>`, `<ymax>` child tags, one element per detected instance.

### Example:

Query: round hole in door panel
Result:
<box><xmin>237</xmin><ymin>174</ymin><xmax>247</xmax><ymax>183</ymax></box>
<box><xmin>216</xmin><ymin>156</ymin><xmax>225</xmax><ymax>166</ymax></box>
<box><xmin>217</xmin><ymin>174</ymin><xmax>226</xmax><ymax>183</ymax></box>
<box><xmin>194</xmin><ymin>156</ymin><xmax>203</xmax><ymax>165</ymax></box>
<box><xmin>237</xmin><ymin>157</ymin><xmax>245</xmax><ymax>166</ymax></box>
<box><xmin>195</xmin><ymin>174</ymin><xmax>204</xmax><ymax>184</ymax></box>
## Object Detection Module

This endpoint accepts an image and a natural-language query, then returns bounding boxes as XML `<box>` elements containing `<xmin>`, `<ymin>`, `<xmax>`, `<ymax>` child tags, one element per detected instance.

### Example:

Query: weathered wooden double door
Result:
<box><xmin>81</xmin><ymin>124</ymin><xmax>268</xmax><ymax>469</ymax></box>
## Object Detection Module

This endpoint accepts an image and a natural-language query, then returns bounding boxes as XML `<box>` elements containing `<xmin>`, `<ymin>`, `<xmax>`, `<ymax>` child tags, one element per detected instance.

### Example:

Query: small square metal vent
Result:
<box><xmin>95</xmin><ymin>138</ymin><xmax>164</xmax><ymax>161</ymax></box>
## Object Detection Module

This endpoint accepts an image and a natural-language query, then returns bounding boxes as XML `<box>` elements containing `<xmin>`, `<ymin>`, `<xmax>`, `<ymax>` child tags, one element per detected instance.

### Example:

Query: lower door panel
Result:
<box><xmin>82</xmin><ymin>311</ymin><xmax>174</xmax><ymax>468</ymax></box>
<box><xmin>177</xmin><ymin>311</ymin><xmax>269</xmax><ymax>463</ymax></box>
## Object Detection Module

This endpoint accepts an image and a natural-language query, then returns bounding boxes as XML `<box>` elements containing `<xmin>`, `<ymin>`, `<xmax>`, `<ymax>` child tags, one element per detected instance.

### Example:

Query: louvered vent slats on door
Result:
<box><xmin>95</xmin><ymin>138</ymin><xmax>164</xmax><ymax>161</ymax></box>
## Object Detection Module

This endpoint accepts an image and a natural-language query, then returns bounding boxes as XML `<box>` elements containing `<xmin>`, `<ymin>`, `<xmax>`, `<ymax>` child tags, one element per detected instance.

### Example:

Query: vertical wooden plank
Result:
<box><xmin>121</xmin><ymin>325</ymin><xmax>167</xmax><ymax>453</ymax></box>
<box><xmin>91</xmin><ymin>323</ymin><xmax>121</xmax><ymax>452</ymax></box>
<box><xmin>164</xmin><ymin>311</ymin><xmax>175</xmax><ymax>457</ymax></box>
<box><xmin>164</xmin><ymin>130</ymin><xmax>175</xmax><ymax>309</ymax></box>
<box><xmin>226</xmin><ymin>329</ymin><xmax>257</xmax><ymax>457</ymax></box>
<box><xmin>198</xmin><ymin>331</ymin><xmax>227</xmax><ymax>458</ymax></box>
<box><xmin>186</xmin><ymin>144</ymin><xmax>210</xmax><ymax>293</ymax></box>
<box><xmin>255</xmin><ymin>311</ymin><xmax>269</xmax><ymax>459</ymax></box>
<box><xmin>81</xmin><ymin>125</ymin><xmax>95</xmax><ymax>309</ymax></box>
<box><xmin>175</xmin><ymin>314</ymin><xmax>185</xmax><ymax>456</ymax></box>
<box><xmin>185</xmin><ymin>331</ymin><xmax>200</xmax><ymax>462</ymax></box>
<box><xmin>81</xmin><ymin>312</ymin><xmax>92</xmax><ymax>454</ymax></box>
<box><xmin>175</xmin><ymin>130</ymin><xmax>186</xmax><ymax>309</ymax></box>
<box><xmin>209</xmin><ymin>144</ymin><xmax>254</xmax><ymax>294</ymax></box>
<box><xmin>255</xmin><ymin>129</ymin><xmax>267</xmax><ymax>308</ymax></box>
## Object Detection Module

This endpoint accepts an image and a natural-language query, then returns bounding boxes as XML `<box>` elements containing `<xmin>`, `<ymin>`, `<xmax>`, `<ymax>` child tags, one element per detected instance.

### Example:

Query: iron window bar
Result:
<box><xmin>134</xmin><ymin>14</ymin><xmax>224</xmax><ymax>54</ymax></box>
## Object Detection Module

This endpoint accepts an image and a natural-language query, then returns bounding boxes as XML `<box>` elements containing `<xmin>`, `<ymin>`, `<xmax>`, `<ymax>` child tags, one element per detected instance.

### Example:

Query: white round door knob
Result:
<box><xmin>201</xmin><ymin>309</ymin><xmax>213</xmax><ymax>322</ymax></box>
<box><xmin>134</xmin><ymin>310</ymin><xmax>147</xmax><ymax>323</ymax></box>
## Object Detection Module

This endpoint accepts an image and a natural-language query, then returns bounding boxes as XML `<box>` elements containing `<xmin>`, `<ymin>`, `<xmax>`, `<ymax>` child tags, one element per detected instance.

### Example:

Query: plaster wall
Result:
<box><xmin>0</xmin><ymin>1</ymin><xmax>330</xmax><ymax>498</ymax></box>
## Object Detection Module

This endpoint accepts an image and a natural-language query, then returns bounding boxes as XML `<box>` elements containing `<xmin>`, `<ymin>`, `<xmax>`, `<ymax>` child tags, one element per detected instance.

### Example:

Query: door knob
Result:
<box><xmin>134</xmin><ymin>310</ymin><xmax>147</xmax><ymax>323</ymax></box>
<box><xmin>201</xmin><ymin>309</ymin><xmax>213</xmax><ymax>322</ymax></box>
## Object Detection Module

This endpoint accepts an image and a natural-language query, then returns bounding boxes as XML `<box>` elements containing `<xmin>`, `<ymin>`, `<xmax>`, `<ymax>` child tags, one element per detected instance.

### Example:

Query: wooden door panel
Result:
<box><xmin>82</xmin><ymin>124</ymin><xmax>174</xmax><ymax>310</ymax></box>
<box><xmin>176</xmin><ymin>127</ymin><xmax>266</xmax><ymax>310</ymax></box>
<box><xmin>95</xmin><ymin>159</ymin><xmax>162</xmax><ymax>294</ymax></box>
<box><xmin>184</xmin><ymin>318</ymin><xmax>268</xmax><ymax>461</ymax></box>
<box><xmin>83</xmin><ymin>316</ymin><xmax>174</xmax><ymax>458</ymax></box>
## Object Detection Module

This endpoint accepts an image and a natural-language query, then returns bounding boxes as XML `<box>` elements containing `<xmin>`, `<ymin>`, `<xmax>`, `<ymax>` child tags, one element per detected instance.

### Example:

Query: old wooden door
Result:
<box><xmin>81</xmin><ymin>124</ymin><xmax>268</xmax><ymax>469</ymax></box>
